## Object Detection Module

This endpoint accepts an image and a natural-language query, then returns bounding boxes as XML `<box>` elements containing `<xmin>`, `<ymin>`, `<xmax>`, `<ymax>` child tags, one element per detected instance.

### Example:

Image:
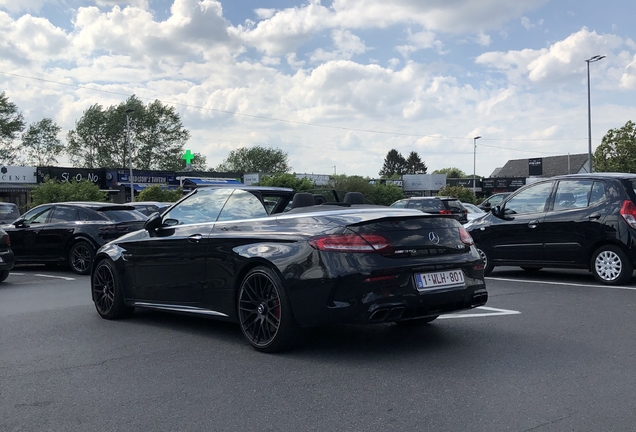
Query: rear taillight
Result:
<box><xmin>439</xmin><ymin>210</ymin><xmax>452</xmax><ymax>215</ymax></box>
<box><xmin>309</xmin><ymin>233</ymin><xmax>392</xmax><ymax>253</ymax></box>
<box><xmin>620</xmin><ymin>200</ymin><xmax>636</xmax><ymax>228</ymax></box>
<box><xmin>459</xmin><ymin>226</ymin><xmax>474</xmax><ymax>245</ymax></box>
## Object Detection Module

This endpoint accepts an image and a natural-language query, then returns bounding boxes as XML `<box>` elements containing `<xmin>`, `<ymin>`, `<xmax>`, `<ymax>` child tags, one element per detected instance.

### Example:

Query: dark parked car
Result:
<box><xmin>391</xmin><ymin>196</ymin><xmax>468</xmax><ymax>224</ymax></box>
<box><xmin>0</xmin><ymin>227</ymin><xmax>14</xmax><ymax>282</ymax></box>
<box><xmin>4</xmin><ymin>202</ymin><xmax>147</xmax><ymax>275</ymax></box>
<box><xmin>0</xmin><ymin>202</ymin><xmax>20</xmax><ymax>224</ymax></box>
<box><xmin>466</xmin><ymin>173</ymin><xmax>636</xmax><ymax>285</ymax></box>
<box><xmin>91</xmin><ymin>186</ymin><xmax>488</xmax><ymax>352</ymax></box>
<box><xmin>478</xmin><ymin>192</ymin><xmax>511</xmax><ymax>212</ymax></box>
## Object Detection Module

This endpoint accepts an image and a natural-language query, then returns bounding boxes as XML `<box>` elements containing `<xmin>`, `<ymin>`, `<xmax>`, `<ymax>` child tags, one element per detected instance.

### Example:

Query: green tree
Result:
<box><xmin>0</xmin><ymin>91</ymin><xmax>26</xmax><ymax>164</ymax></box>
<box><xmin>594</xmin><ymin>120</ymin><xmax>636</xmax><ymax>172</ymax></box>
<box><xmin>371</xmin><ymin>183</ymin><xmax>405</xmax><ymax>206</ymax></box>
<box><xmin>66</xmin><ymin>95</ymin><xmax>190</xmax><ymax>170</ymax></box>
<box><xmin>432</xmin><ymin>167</ymin><xmax>467</xmax><ymax>178</ymax></box>
<box><xmin>19</xmin><ymin>118</ymin><xmax>64</xmax><ymax>166</ymax></box>
<box><xmin>404</xmin><ymin>151</ymin><xmax>427</xmax><ymax>174</ymax></box>
<box><xmin>437</xmin><ymin>185</ymin><xmax>476</xmax><ymax>204</ymax></box>
<box><xmin>256</xmin><ymin>173</ymin><xmax>315</xmax><ymax>191</ymax></box>
<box><xmin>330</xmin><ymin>174</ymin><xmax>375</xmax><ymax>197</ymax></box>
<box><xmin>215</xmin><ymin>146</ymin><xmax>291</xmax><ymax>173</ymax></box>
<box><xmin>31</xmin><ymin>178</ymin><xmax>107</xmax><ymax>207</ymax></box>
<box><xmin>378</xmin><ymin>149</ymin><xmax>407</xmax><ymax>177</ymax></box>
<box><xmin>137</xmin><ymin>185</ymin><xmax>184</xmax><ymax>202</ymax></box>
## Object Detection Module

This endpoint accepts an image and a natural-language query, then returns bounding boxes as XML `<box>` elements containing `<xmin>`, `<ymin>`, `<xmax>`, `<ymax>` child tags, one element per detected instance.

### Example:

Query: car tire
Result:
<box><xmin>475</xmin><ymin>244</ymin><xmax>494</xmax><ymax>276</ymax></box>
<box><xmin>520</xmin><ymin>267</ymin><xmax>542</xmax><ymax>273</ymax></box>
<box><xmin>395</xmin><ymin>316</ymin><xmax>439</xmax><ymax>326</ymax></box>
<box><xmin>591</xmin><ymin>245</ymin><xmax>633</xmax><ymax>285</ymax></box>
<box><xmin>238</xmin><ymin>266</ymin><xmax>305</xmax><ymax>353</ymax></box>
<box><xmin>91</xmin><ymin>259</ymin><xmax>135</xmax><ymax>319</ymax></box>
<box><xmin>68</xmin><ymin>241</ymin><xmax>95</xmax><ymax>275</ymax></box>
<box><xmin>0</xmin><ymin>270</ymin><xmax>8</xmax><ymax>282</ymax></box>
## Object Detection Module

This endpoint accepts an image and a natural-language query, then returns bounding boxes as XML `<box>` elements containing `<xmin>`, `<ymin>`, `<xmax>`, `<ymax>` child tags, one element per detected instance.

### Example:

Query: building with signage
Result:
<box><xmin>0</xmin><ymin>166</ymin><xmax>38</xmax><ymax>212</ymax></box>
<box><xmin>402</xmin><ymin>174</ymin><xmax>447</xmax><ymax>196</ymax></box>
<box><xmin>481</xmin><ymin>153</ymin><xmax>589</xmax><ymax>195</ymax></box>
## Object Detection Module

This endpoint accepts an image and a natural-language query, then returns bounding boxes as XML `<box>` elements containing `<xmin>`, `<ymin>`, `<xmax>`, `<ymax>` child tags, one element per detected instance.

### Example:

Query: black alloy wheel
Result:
<box><xmin>92</xmin><ymin>259</ymin><xmax>134</xmax><ymax>319</ymax></box>
<box><xmin>475</xmin><ymin>244</ymin><xmax>494</xmax><ymax>276</ymax></box>
<box><xmin>591</xmin><ymin>245</ymin><xmax>633</xmax><ymax>285</ymax></box>
<box><xmin>0</xmin><ymin>270</ymin><xmax>8</xmax><ymax>282</ymax></box>
<box><xmin>69</xmin><ymin>241</ymin><xmax>95</xmax><ymax>275</ymax></box>
<box><xmin>238</xmin><ymin>266</ymin><xmax>304</xmax><ymax>353</ymax></box>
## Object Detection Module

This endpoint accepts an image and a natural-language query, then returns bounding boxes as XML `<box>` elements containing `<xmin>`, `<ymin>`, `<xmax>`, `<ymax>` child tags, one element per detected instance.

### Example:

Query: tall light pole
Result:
<box><xmin>473</xmin><ymin>136</ymin><xmax>481</xmax><ymax>193</ymax></box>
<box><xmin>125</xmin><ymin>108</ymin><xmax>135</xmax><ymax>202</ymax></box>
<box><xmin>586</xmin><ymin>55</ymin><xmax>605</xmax><ymax>173</ymax></box>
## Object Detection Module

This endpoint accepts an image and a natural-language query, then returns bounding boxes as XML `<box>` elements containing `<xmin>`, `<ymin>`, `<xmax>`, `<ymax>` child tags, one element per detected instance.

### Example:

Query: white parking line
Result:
<box><xmin>488</xmin><ymin>276</ymin><xmax>636</xmax><ymax>291</ymax></box>
<box><xmin>440</xmin><ymin>306</ymin><xmax>521</xmax><ymax>319</ymax></box>
<box><xmin>8</xmin><ymin>272</ymin><xmax>76</xmax><ymax>281</ymax></box>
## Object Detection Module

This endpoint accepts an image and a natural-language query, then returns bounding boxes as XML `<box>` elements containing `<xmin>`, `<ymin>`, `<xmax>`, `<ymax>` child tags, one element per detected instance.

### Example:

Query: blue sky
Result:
<box><xmin>1</xmin><ymin>0</ymin><xmax>635</xmax><ymax>177</ymax></box>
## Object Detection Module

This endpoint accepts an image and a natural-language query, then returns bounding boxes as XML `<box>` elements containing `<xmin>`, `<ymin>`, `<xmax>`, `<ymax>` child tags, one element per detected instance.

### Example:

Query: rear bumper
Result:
<box><xmin>0</xmin><ymin>249</ymin><xmax>15</xmax><ymax>272</ymax></box>
<box><xmin>288</xmin><ymin>271</ymin><xmax>487</xmax><ymax>327</ymax></box>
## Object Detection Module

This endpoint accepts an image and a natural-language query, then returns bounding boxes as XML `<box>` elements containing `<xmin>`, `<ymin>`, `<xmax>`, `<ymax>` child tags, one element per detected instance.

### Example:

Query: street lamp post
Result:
<box><xmin>473</xmin><ymin>136</ymin><xmax>481</xmax><ymax>194</ymax></box>
<box><xmin>586</xmin><ymin>55</ymin><xmax>605</xmax><ymax>173</ymax></box>
<box><xmin>125</xmin><ymin>108</ymin><xmax>135</xmax><ymax>203</ymax></box>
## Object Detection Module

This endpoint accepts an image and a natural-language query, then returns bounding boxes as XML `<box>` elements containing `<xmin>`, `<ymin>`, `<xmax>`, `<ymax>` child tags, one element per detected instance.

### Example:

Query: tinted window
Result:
<box><xmin>408</xmin><ymin>199</ymin><xmax>444</xmax><ymax>212</ymax></box>
<box><xmin>22</xmin><ymin>206</ymin><xmax>53</xmax><ymax>224</ymax></box>
<box><xmin>98</xmin><ymin>209</ymin><xmax>147</xmax><ymax>222</ymax></box>
<box><xmin>553</xmin><ymin>180</ymin><xmax>595</xmax><ymax>211</ymax></box>
<box><xmin>217</xmin><ymin>189</ymin><xmax>268</xmax><ymax>222</ymax></box>
<box><xmin>50</xmin><ymin>206</ymin><xmax>79</xmax><ymax>222</ymax></box>
<box><xmin>589</xmin><ymin>181</ymin><xmax>607</xmax><ymax>205</ymax></box>
<box><xmin>262</xmin><ymin>195</ymin><xmax>284</xmax><ymax>214</ymax></box>
<box><xmin>164</xmin><ymin>188</ymin><xmax>233</xmax><ymax>225</ymax></box>
<box><xmin>78</xmin><ymin>210</ymin><xmax>91</xmax><ymax>221</ymax></box>
<box><xmin>0</xmin><ymin>204</ymin><xmax>20</xmax><ymax>223</ymax></box>
<box><xmin>444</xmin><ymin>200</ymin><xmax>465</xmax><ymax>212</ymax></box>
<box><xmin>504</xmin><ymin>182</ymin><xmax>553</xmax><ymax>215</ymax></box>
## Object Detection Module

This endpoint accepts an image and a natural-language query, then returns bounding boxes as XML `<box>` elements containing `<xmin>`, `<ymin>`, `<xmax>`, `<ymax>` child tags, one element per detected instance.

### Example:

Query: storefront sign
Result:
<box><xmin>1</xmin><ymin>166</ymin><xmax>37</xmax><ymax>183</ymax></box>
<box><xmin>37</xmin><ymin>167</ymin><xmax>106</xmax><ymax>187</ymax></box>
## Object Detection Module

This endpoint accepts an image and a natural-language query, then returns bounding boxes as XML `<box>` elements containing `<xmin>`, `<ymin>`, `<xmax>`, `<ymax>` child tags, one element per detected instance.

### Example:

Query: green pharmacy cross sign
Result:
<box><xmin>182</xmin><ymin>149</ymin><xmax>195</xmax><ymax>168</ymax></box>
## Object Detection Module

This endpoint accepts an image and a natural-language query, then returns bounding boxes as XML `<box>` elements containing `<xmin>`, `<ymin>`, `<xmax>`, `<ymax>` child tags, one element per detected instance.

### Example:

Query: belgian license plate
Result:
<box><xmin>415</xmin><ymin>270</ymin><xmax>465</xmax><ymax>291</ymax></box>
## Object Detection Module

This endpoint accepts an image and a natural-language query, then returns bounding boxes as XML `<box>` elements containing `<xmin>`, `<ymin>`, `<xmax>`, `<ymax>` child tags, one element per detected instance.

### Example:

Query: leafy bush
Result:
<box><xmin>137</xmin><ymin>185</ymin><xmax>184</xmax><ymax>202</ymax></box>
<box><xmin>31</xmin><ymin>178</ymin><xmax>107</xmax><ymax>207</ymax></box>
<box><xmin>371</xmin><ymin>183</ymin><xmax>405</xmax><ymax>206</ymax></box>
<box><xmin>437</xmin><ymin>185</ymin><xmax>476</xmax><ymax>204</ymax></box>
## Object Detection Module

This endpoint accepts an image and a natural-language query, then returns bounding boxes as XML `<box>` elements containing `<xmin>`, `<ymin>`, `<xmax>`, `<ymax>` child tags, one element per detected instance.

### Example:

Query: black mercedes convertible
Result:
<box><xmin>91</xmin><ymin>186</ymin><xmax>487</xmax><ymax>352</ymax></box>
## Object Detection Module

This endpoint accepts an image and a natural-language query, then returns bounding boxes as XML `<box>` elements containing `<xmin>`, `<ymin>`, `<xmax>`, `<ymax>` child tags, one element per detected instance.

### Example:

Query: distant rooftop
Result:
<box><xmin>493</xmin><ymin>153</ymin><xmax>589</xmax><ymax>178</ymax></box>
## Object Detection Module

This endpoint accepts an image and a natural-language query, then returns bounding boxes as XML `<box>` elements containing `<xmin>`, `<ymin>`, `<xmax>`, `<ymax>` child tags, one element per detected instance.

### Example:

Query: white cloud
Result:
<box><xmin>310</xmin><ymin>29</ymin><xmax>368</xmax><ymax>62</ymax></box>
<box><xmin>476</xmin><ymin>28</ymin><xmax>625</xmax><ymax>85</ymax></box>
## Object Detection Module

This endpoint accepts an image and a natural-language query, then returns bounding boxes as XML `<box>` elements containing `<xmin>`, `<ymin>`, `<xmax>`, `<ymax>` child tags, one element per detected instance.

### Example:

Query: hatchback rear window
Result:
<box><xmin>408</xmin><ymin>200</ymin><xmax>444</xmax><ymax>211</ymax></box>
<box><xmin>98</xmin><ymin>209</ymin><xmax>147</xmax><ymax>222</ymax></box>
<box><xmin>444</xmin><ymin>200</ymin><xmax>465</xmax><ymax>211</ymax></box>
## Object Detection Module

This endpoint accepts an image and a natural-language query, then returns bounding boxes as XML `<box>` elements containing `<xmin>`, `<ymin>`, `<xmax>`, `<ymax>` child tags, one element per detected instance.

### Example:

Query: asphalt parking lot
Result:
<box><xmin>1</xmin><ymin>265</ymin><xmax>636</xmax><ymax>432</ymax></box>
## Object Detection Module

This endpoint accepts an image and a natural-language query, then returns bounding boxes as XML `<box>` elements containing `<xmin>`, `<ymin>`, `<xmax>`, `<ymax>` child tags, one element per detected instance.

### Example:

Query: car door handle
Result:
<box><xmin>588</xmin><ymin>213</ymin><xmax>601</xmax><ymax>220</ymax></box>
<box><xmin>188</xmin><ymin>234</ymin><xmax>203</xmax><ymax>243</ymax></box>
<box><xmin>528</xmin><ymin>220</ymin><xmax>539</xmax><ymax>229</ymax></box>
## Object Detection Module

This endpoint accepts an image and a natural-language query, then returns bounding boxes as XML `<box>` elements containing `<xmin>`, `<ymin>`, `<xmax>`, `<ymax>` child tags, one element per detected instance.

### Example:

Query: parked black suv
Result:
<box><xmin>466</xmin><ymin>173</ymin><xmax>636</xmax><ymax>285</ymax></box>
<box><xmin>391</xmin><ymin>196</ymin><xmax>468</xmax><ymax>224</ymax></box>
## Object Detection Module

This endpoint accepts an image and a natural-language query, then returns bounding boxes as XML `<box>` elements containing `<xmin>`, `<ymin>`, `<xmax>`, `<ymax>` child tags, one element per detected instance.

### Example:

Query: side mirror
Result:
<box><xmin>491</xmin><ymin>205</ymin><xmax>502</xmax><ymax>218</ymax></box>
<box><xmin>143</xmin><ymin>212</ymin><xmax>162</xmax><ymax>231</ymax></box>
<box><xmin>13</xmin><ymin>220</ymin><xmax>25</xmax><ymax>228</ymax></box>
<box><xmin>482</xmin><ymin>202</ymin><xmax>491</xmax><ymax>208</ymax></box>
